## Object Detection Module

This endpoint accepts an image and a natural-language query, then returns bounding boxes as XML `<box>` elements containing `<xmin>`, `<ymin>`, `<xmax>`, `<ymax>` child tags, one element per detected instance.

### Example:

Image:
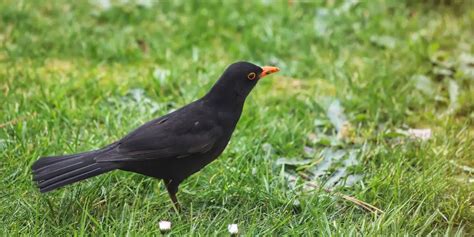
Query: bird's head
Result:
<box><xmin>206</xmin><ymin>61</ymin><xmax>280</xmax><ymax>103</ymax></box>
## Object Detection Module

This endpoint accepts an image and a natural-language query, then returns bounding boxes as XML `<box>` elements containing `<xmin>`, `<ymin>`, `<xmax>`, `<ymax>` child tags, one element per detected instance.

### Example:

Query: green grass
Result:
<box><xmin>1</xmin><ymin>0</ymin><xmax>473</xmax><ymax>235</ymax></box>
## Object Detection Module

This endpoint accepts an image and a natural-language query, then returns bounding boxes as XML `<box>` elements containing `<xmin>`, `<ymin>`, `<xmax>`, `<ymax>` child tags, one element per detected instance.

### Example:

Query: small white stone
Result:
<box><xmin>158</xmin><ymin>220</ymin><xmax>171</xmax><ymax>231</ymax></box>
<box><xmin>227</xmin><ymin>224</ymin><xmax>239</xmax><ymax>234</ymax></box>
<box><xmin>407</xmin><ymin>129</ymin><xmax>432</xmax><ymax>141</ymax></box>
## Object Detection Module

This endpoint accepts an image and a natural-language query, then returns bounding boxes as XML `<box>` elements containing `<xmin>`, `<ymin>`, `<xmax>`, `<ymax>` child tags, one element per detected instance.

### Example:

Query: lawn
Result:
<box><xmin>1</xmin><ymin>0</ymin><xmax>473</xmax><ymax>235</ymax></box>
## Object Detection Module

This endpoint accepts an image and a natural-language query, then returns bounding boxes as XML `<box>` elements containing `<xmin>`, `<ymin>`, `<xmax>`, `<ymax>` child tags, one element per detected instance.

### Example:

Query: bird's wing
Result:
<box><xmin>96</xmin><ymin>105</ymin><xmax>222</xmax><ymax>162</ymax></box>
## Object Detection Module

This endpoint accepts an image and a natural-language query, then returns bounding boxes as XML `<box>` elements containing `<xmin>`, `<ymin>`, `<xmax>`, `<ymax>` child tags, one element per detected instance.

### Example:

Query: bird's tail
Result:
<box><xmin>32</xmin><ymin>148</ymin><xmax>119</xmax><ymax>193</ymax></box>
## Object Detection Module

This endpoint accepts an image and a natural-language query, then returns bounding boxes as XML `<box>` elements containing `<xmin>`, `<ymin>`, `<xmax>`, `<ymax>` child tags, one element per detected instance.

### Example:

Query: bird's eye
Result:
<box><xmin>247</xmin><ymin>72</ymin><xmax>256</xmax><ymax>80</ymax></box>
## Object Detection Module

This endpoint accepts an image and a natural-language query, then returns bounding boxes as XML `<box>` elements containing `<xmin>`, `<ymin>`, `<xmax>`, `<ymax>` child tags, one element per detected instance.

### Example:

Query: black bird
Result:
<box><xmin>32</xmin><ymin>61</ymin><xmax>280</xmax><ymax>209</ymax></box>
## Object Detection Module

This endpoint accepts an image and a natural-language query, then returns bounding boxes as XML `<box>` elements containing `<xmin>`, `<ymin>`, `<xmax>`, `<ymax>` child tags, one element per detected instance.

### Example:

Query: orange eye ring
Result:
<box><xmin>247</xmin><ymin>72</ymin><xmax>256</xmax><ymax>80</ymax></box>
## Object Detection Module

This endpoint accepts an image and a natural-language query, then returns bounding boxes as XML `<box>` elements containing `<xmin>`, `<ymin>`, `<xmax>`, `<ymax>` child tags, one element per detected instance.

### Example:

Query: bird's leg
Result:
<box><xmin>164</xmin><ymin>179</ymin><xmax>180</xmax><ymax>211</ymax></box>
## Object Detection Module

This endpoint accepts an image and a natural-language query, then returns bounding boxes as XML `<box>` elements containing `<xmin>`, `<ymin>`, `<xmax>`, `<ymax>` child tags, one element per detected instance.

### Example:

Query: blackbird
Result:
<box><xmin>32</xmin><ymin>61</ymin><xmax>280</xmax><ymax>209</ymax></box>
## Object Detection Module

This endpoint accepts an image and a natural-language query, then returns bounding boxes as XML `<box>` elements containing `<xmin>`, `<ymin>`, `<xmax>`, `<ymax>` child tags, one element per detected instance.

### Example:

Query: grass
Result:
<box><xmin>1</xmin><ymin>0</ymin><xmax>473</xmax><ymax>235</ymax></box>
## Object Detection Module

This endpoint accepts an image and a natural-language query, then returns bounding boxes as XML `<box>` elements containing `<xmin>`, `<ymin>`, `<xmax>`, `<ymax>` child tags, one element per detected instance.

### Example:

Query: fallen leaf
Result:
<box><xmin>446</xmin><ymin>79</ymin><xmax>460</xmax><ymax>114</ymax></box>
<box><xmin>276</xmin><ymin>157</ymin><xmax>313</xmax><ymax>166</ymax></box>
<box><xmin>430</xmin><ymin>51</ymin><xmax>455</xmax><ymax>79</ymax></box>
<box><xmin>278</xmin><ymin>148</ymin><xmax>362</xmax><ymax>188</ymax></box>
<box><xmin>430</xmin><ymin>51</ymin><xmax>455</xmax><ymax>69</ymax></box>
<box><xmin>458</xmin><ymin>53</ymin><xmax>474</xmax><ymax>80</ymax></box>
<box><xmin>304</xmin><ymin>146</ymin><xmax>316</xmax><ymax>156</ymax></box>
<box><xmin>326</xmin><ymin>99</ymin><xmax>354</xmax><ymax>140</ymax></box>
<box><xmin>310</xmin><ymin>149</ymin><xmax>346</xmax><ymax>178</ymax></box>
<box><xmin>323</xmin><ymin>150</ymin><xmax>359</xmax><ymax>188</ymax></box>
<box><xmin>344</xmin><ymin>174</ymin><xmax>364</xmax><ymax>187</ymax></box>
<box><xmin>412</xmin><ymin>74</ymin><xmax>436</xmax><ymax>96</ymax></box>
<box><xmin>310</xmin><ymin>134</ymin><xmax>343</xmax><ymax>147</ymax></box>
<box><xmin>433</xmin><ymin>66</ymin><xmax>453</xmax><ymax>78</ymax></box>
<box><xmin>327</xmin><ymin>99</ymin><xmax>347</xmax><ymax>132</ymax></box>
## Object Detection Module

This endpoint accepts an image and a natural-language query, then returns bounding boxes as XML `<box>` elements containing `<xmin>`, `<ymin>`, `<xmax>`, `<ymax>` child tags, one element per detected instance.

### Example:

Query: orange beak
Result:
<box><xmin>260</xmin><ymin>66</ymin><xmax>280</xmax><ymax>78</ymax></box>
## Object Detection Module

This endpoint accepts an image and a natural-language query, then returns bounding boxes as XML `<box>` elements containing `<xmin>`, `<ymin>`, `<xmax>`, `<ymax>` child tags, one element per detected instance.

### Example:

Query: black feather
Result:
<box><xmin>32</xmin><ymin>149</ymin><xmax>120</xmax><ymax>192</ymax></box>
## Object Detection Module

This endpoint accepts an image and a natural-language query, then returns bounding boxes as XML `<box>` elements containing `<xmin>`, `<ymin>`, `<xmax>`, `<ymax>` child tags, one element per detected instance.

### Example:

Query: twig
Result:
<box><xmin>297</xmin><ymin>172</ymin><xmax>384</xmax><ymax>215</ymax></box>
<box><xmin>0</xmin><ymin>112</ymin><xmax>37</xmax><ymax>128</ymax></box>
